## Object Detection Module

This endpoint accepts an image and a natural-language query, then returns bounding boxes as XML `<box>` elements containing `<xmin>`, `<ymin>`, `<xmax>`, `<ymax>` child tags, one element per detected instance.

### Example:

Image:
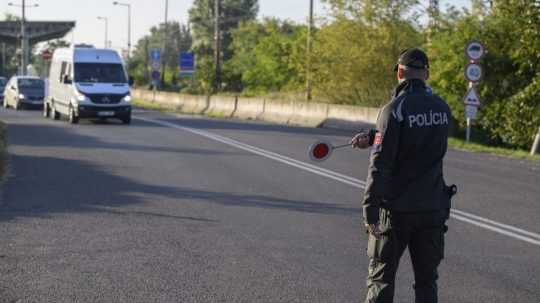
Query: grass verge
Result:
<box><xmin>0</xmin><ymin>121</ymin><xmax>7</xmax><ymax>180</ymax></box>
<box><xmin>132</xmin><ymin>98</ymin><xmax>172</xmax><ymax>112</ymax></box>
<box><xmin>448</xmin><ymin>137</ymin><xmax>539</xmax><ymax>161</ymax></box>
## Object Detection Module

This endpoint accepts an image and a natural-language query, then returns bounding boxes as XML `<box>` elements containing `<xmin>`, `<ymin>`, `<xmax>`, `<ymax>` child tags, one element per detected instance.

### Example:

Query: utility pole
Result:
<box><xmin>8</xmin><ymin>0</ymin><xmax>38</xmax><ymax>75</ymax></box>
<box><xmin>113</xmin><ymin>1</ymin><xmax>131</xmax><ymax>59</ymax></box>
<box><xmin>1</xmin><ymin>43</ymin><xmax>5</xmax><ymax>76</ymax></box>
<box><xmin>97</xmin><ymin>17</ymin><xmax>109</xmax><ymax>49</ymax></box>
<box><xmin>306</xmin><ymin>0</ymin><xmax>313</xmax><ymax>101</ymax></box>
<box><xmin>214</xmin><ymin>0</ymin><xmax>221</xmax><ymax>92</ymax></box>
<box><xmin>427</xmin><ymin>0</ymin><xmax>439</xmax><ymax>45</ymax></box>
<box><xmin>160</xmin><ymin>0</ymin><xmax>169</xmax><ymax>86</ymax></box>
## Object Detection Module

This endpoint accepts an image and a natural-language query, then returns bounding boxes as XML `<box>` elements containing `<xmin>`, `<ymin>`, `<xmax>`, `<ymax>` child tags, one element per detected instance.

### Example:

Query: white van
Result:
<box><xmin>45</xmin><ymin>47</ymin><xmax>133</xmax><ymax>124</ymax></box>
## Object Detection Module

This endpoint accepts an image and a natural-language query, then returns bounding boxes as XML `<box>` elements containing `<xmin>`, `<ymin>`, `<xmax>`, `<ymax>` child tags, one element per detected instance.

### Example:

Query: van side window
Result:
<box><xmin>60</xmin><ymin>62</ymin><xmax>67</xmax><ymax>82</ymax></box>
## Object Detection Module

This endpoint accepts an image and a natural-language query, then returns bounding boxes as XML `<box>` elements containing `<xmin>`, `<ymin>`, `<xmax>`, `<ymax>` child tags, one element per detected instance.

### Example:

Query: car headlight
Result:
<box><xmin>123</xmin><ymin>95</ymin><xmax>132</xmax><ymax>102</ymax></box>
<box><xmin>77</xmin><ymin>94</ymin><xmax>87</xmax><ymax>102</ymax></box>
<box><xmin>19</xmin><ymin>94</ymin><xmax>25</xmax><ymax>99</ymax></box>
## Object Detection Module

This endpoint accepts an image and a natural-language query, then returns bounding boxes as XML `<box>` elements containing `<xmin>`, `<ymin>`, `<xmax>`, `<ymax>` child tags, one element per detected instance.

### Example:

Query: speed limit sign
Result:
<box><xmin>465</xmin><ymin>63</ymin><xmax>483</xmax><ymax>83</ymax></box>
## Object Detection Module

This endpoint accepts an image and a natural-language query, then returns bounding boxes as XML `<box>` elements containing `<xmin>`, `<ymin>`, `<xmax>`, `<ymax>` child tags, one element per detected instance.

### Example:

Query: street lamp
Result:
<box><xmin>97</xmin><ymin>16</ymin><xmax>109</xmax><ymax>49</ymax></box>
<box><xmin>113</xmin><ymin>1</ymin><xmax>131</xmax><ymax>59</ymax></box>
<box><xmin>8</xmin><ymin>0</ymin><xmax>39</xmax><ymax>75</ymax></box>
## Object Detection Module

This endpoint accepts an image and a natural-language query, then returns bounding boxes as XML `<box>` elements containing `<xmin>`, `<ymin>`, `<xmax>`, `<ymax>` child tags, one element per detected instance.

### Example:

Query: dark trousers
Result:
<box><xmin>364</xmin><ymin>209</ymin><xmax>447</xmax><ymax>303</ymax></box>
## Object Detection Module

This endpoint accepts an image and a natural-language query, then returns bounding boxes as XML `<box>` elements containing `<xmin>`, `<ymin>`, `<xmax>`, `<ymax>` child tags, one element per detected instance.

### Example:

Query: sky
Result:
<box><xmin>3</xmin><ymin>0</ymin><xmax>471</xmax><ymax>52</ymax></box>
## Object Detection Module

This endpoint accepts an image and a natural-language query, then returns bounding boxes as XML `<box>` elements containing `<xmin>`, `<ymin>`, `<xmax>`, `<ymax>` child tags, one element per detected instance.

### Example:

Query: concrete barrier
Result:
<box><xmin>234</xmin><ymin>97</ymin><xmax>265</xmax><ymax>120</ymax></box>
<box><xmin>204</xmin><ymin>96</ymin><xmax>237</xmax><ymax>117</ymax></box>
<box><xmin>259</xmin><ymin>99</ymin><xmax>295</xmax><ymax>124</ymax></box>
<box><xmin>176</xmin><ymin>94</ymin><xmax>209</xmax><ymax>114</ymax></box>
<box><xmin>132</xmin><ymin>89</ymin><xmax>380</xmax><ymax>130</ymax></box>
<box><xmin>323</xmin><ymin>104</ymin><xmax>379</xmax><ymax>130</ymax></box>
<box><xmin>289</xmin><ymin>101</ymin><xmax>329</xmax><ymax>127</ymax></box>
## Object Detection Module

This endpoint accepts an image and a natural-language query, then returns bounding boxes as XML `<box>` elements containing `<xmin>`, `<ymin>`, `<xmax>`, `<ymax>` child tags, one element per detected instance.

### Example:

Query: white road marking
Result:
<box><xmin>136</xmin><ymin>116</ymin><xmax>540</xmax><ymax>246</ymax></box>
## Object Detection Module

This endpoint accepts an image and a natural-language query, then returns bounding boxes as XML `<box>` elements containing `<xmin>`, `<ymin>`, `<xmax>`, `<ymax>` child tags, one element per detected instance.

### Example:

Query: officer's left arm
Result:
<box><xmin>362</xmin><ymin>104</ymin><xmax>401</xmax><ymax>224</ymax></box>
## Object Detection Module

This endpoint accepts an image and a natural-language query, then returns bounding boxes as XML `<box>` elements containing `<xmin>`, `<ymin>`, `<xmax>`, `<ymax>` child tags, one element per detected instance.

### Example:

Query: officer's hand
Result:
<box><xmin>366</xmin><ymin>223</ymin><xmax>382</xmax><ymax>239</ymax></box>
<box><xmin>350</xmin><ymin>132</ymin><xmax>370</xmax><ymax>149</ymax></box>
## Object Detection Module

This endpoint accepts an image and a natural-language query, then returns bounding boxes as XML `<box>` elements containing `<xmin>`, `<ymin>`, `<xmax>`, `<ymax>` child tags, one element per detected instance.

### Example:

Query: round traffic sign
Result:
<box><xmin>151</xmin><ymin>61</ymin><xmax>161</xmax><ymax>70</ymax></box>
<box><xmin>151</xmin><ymin>70</ymin><xmax>161</xmax><ymax>81</ymax></box>
<box><xmin>465</xmin><ymin>63</ymin><xmax>483</xmax><ymax>83</ymax></box>
<box><xmin>465</xmin><ymin>40</ymin><xmax>485</xmax><ymax>61</ymax></box>
<box><xmin>308</xmin><ymin>141</ymin><xmax>333</xmax><ymax>162</ymax></box>
<box><xmin>42</xmin><ymin>50</ymin><xmax>52</xmax><ymax>61</ymax></box>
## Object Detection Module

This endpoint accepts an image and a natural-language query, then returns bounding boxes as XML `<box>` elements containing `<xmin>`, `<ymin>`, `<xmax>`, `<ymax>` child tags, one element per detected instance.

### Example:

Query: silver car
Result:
<box><xmin>3</xmin><ymin>76</ymin><xmax>45</xmax><ymax>110</ymax></box>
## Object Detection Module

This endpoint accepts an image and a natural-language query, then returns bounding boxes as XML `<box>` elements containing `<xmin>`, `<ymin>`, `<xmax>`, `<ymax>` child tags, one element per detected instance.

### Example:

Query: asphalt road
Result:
<box><xmin>0</xmin><ymin>107</ymin><xmax>539</xmax><ymax>303</ymax></box>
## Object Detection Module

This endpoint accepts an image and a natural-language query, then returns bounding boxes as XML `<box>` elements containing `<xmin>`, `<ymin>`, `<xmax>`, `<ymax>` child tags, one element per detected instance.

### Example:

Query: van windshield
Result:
<box><xmin>74</xmin><ymin>63</ymin><xmax>127</xmax><ymax>83</ymax></box>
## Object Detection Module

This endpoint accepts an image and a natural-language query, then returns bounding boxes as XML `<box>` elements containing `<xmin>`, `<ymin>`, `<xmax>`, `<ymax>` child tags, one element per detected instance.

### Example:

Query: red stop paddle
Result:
<box><xmin>308</xmin><ymin>141</ymin><xmax>350</xmax><ymax>162</ymax></box>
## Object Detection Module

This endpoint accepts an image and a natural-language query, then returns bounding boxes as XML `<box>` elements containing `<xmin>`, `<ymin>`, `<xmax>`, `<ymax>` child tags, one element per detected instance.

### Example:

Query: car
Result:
<box><xmin>45</xmin><ymin>46</ymin><xmax>133</xmax><ymax>124</ymax></box>
<box><xmin>3</xmin><ymin>76</ymin><xmax>45</xmax><ymax>110</ymax></box>
<box><xmin>0</xmin><ymin>77</ymin><xmax>6</xmax><ymax>103</ymax></box>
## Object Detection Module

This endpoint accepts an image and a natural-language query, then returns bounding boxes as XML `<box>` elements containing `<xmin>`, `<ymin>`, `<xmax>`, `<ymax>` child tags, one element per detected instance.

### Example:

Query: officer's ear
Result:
<box><xmin>425</xmin><ymin>69</ymin><xmax>430</xmax><ymax>81</ymax></box>
<box><xmin>397</xmin><ymin>67</ymin><xmax>405</xmax><ymax>81</ymax></box>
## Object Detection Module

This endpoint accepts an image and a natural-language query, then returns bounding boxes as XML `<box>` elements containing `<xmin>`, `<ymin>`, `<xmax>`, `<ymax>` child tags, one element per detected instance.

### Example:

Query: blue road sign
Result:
<box><xmin>150</xmin><ymin>49</ymin><xmax>161</xmax><ymax>61</ymax></box>
<box><xmin>151</xmin><ymin>70</ymin><xmax>160</xmax><ymax>81</ymax></box>
<box><xmin>178</xmin><ymin>52</ymin><xmax>195</xmax><ymax>74</ymax></box>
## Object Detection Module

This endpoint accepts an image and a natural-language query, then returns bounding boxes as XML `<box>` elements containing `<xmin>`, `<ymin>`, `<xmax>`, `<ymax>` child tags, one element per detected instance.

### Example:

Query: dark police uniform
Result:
<box><xmin>362</xmin><ymin>49</ymin><xmax>453</xmax><ymax>303</ymax></box>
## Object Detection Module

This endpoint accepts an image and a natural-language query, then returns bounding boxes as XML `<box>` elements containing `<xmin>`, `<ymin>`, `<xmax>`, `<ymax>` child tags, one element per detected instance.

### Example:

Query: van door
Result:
<box><xmin>57</xmin><ymin>61</ymin><xmax>73</xmax><ymax>114</ymax></box>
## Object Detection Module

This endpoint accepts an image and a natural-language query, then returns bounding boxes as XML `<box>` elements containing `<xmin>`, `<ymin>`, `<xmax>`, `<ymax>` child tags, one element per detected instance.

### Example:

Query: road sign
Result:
<box><xmin>465</xmin><ymin>63</ymin><xmax>483</xmax><ymax>82</ymax></box>
<box><xmin>465</xmin><ymin>105</ymin><xmax>478</xmax><ymax>120</ymax></box>
<box><xmin>465</xmin><ymin>40</ymin><xmax>486</xmax><ymax>61</ymax></box>
<box><xmin>42</xmin><ymin>50</ymin><xmax>52</xmax><ymax>61</ymax></box>
<box><xmin>463</xmin><ymin>86</ymin><xmax>481</xmax><ymax>106</ymax></box>
<box><xmin>150</xmin><ymin>49</ymin><xmax>161</xmax><ymax>62</ymax></box>
<box><xmin>151</xmin><ymin>70</ymin><xmax>160</xmax><ymax>81</ymax></box>
<box><xmin>151</xmin><ymin>61</ymin><xmax>161</xmax><ymax>71</ymax></box>
<box><xmin>178</xmin><ymin>52</ymin><xmax>195</xmax><ymax>75</ymax></box>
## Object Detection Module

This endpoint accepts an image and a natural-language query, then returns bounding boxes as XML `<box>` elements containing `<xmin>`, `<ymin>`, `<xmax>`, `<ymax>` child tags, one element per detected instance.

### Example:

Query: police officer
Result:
<box><xmin>350</xmin><ymin>48</ymin><xmax>453</xmax><ymax>303</ymax></box>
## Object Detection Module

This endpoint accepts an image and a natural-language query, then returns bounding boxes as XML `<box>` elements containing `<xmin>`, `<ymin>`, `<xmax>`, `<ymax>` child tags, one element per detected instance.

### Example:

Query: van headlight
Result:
<box><xmin>123</xmin><ymin>95</ymin><xmax>132</xmax><ymax>102</ymax></box>
<box><xmin>19</xmin><ymin>94</ymin><xmax>25</xmax><ymax>99</ymax></box>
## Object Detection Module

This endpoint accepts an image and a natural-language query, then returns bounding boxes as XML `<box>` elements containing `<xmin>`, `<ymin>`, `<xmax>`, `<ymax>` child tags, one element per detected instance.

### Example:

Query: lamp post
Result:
<box><xmin>306</xmin><ymin>0</ymin><xmax>313</xmax><ymax>101</ymax></box>
<box><xmin>8</xmin><ymin>0</ymin><xmax>39</xmax><ymax>75</ymax></box>
<box><xmin>97</xmin><ymin>16</ymin><xmax>109</xmax><ymax>49</ymax></box>
<box><xmin>113</xmin><ymin>1</ymin><xmax>131</xmax><ymax>59</ymax></box>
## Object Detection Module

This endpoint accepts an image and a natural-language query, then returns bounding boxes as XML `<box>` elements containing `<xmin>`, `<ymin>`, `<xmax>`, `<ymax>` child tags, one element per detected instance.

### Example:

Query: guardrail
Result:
<box><xmin>132</xmin><ymin>89</ymin><xmax>379</xmax><ymax>130</ymax></box>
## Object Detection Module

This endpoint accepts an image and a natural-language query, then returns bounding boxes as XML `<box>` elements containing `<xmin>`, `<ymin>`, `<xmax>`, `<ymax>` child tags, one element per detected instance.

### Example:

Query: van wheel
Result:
<box><xmin>51</xmin><ymin>104</ymin><xmax>60</xmax><ymax>120</ymax></box>
<box><xmin>3</xmin><ymin>99</ymin><xmax>8</xmax><ymax>109</ymax></box>
<box><xmin>68</xmin><ymin>106</ymin><xmax>79</xmax><ymax>124</ymax></box>
<box><xmin>43</xmin><ymin>104</ymin><xmax>50</xmax><ymax>118</ymax></box>
<box><xmin>121</xmin><ymin>115</ymin><xmax>131</xmax><ymax>125</ymax></box>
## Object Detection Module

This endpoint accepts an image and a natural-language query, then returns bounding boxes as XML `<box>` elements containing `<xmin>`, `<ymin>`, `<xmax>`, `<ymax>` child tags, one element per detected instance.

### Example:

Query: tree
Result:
<box><xmin>312</xmin><ymin>0</ymin><xmax>422</xmax><ymax>105</ymax></box>
<box><xmin>129</xmin><ymin>21</ymin><xmax>192</xmax><ymax>89</ymax></box>
<box><xmin>428</xmin><ymin>1</ymin><xmax>540</xmax><ymax>147</ymax></box>
<box><xmin>228</xmin><ymin>19</ymin><xmax>306</xmax><ymax>93</ymax></box>
<box><xmin>188</xmin><ymin>0</ymin><xmax>258</xmax><ymax>92</ymax></box>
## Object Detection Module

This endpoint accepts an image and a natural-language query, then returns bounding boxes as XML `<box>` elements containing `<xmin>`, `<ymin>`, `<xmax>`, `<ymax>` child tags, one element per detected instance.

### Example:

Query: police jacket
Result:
<box><xmin>363</xmin><ymin>79</ymin><xmax>451</xmax><ymax>224</ymax></box>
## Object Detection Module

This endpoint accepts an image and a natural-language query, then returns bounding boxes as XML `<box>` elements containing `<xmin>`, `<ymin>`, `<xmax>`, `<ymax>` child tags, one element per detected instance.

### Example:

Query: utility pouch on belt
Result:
<box><xmin>443</xmin><ymin>184</ymin><xmax>458</xmax><ymax>230</ymax></box>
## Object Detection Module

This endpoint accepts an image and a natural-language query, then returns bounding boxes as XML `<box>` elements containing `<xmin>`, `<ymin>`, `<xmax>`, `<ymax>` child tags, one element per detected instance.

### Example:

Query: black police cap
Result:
<box><xmin>394</xmin><ymin>48</ymin><xmax>429</xmax><ymax>71</ymax></box>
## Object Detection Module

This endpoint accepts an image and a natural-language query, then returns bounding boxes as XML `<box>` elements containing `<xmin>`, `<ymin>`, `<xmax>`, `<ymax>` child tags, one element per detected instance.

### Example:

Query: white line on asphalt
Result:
<box><xmin>136</xmin><ymin>116</ymin><xmax>540</xmax><ymax>246</ymax></box>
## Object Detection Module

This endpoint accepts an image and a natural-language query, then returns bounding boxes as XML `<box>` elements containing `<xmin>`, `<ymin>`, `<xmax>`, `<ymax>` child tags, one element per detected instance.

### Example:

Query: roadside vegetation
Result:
<box><xmin>124</xmin><ymin>0</ymin><xmax>539</xmax><ymax>153</ymax></box>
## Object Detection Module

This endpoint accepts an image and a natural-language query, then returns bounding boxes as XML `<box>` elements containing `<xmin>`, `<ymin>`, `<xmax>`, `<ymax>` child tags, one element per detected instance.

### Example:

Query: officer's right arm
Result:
<box><xmin>362</xmin><ymin>105</ymin><xmax>401</xmax><ymax>224</ymax></box>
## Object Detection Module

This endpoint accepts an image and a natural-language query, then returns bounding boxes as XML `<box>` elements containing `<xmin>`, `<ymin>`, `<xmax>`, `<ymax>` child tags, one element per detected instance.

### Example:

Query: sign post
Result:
<box><xmin>150</xmin><ymin>48</ymin><xmax>161</xmax><ymax>100</ymax></box>
<box><xmin>178</xmin><ymin>52</ymin><xmax>195</xmax><ymax>88</ymax></box>
<box><xmin>463</xmin><ymin>40</ymin><xmax>486</xmax><ymax>143</ymax></box>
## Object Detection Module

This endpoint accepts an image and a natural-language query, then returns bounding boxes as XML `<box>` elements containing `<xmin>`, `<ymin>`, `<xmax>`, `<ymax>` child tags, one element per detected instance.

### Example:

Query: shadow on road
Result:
<box><xmin>6</xmin><ymin>123</ymin><xmax>247</xmax><ymax>156</ymax></box>
<box><xmin>0</xmin><ymin>153</ymin><xmax>359</xmax><ymax>223</ymax></box>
